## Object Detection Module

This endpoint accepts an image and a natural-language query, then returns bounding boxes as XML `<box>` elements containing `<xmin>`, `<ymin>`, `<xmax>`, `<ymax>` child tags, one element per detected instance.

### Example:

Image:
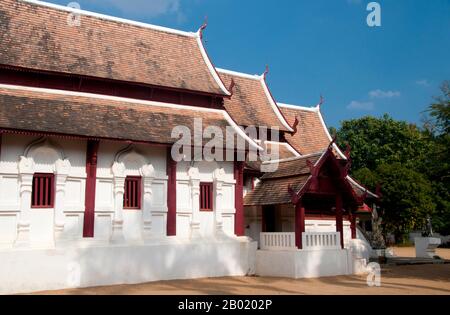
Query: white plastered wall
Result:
<box><xmin>0</xmin><ymin>134</ymin><xmax>86</xmax><ymax>248</ymax></box>
<box><xmin>176</xmin><ymin>160</ymin><xmax>236</xmax><ymax>238</ymax></box>
<box><xmin>96</xmin><ymin>142</ymin><xmax>168</xmax><ymax>242</ymax></box>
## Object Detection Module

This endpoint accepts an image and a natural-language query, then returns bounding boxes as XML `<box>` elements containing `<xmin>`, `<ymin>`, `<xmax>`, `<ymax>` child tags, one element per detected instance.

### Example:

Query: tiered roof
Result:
<box><xmin>0</xmin><ymin>85</ymin><xmax>259</xmax><ymax>148</ymax></box>
<box><xmin>218</xmin><ymin>69</ymin><xmax>294</xmax><ymax>132</ymax></box>
<box><xmin>0</xmin><ymin>0</ymin><xmax>230</xmax><ymax>96</ymax></box>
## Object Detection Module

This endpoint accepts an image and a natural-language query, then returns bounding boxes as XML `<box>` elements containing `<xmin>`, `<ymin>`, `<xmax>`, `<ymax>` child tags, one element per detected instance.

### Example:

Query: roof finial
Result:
<box><xmin>291</xmin><ymin>116</ymin><xmax>299</xmax><ymax>135</ymax></box>
<box><xmin>318</xmin><ymin>94</ymin><xmax>325</xmax><ymax>109</ymax></box>
<box><xmin>287</xmin><ymin>184</ymin><xmax>299</xmax><ymax>205</ymax></box>
<box><xmin>262</xmin><ymin>65</ymin><xmax>269</xmax><ymax>80</ymax></box>
<box><xmin>330</xmin><ymin>134</ymin><xmax>337</xmax><ymax>148</ymax></box>
<box><xmin>375</xmin><ymin>183</ymin><xmax>383</xmax><ymax>198</ymax></box>
<box><xmin>198</xmin><ymin>16</ymin><xmax>208</xmax><ymax>39</ymax></box>
<box><xmin>344</xmin><ymin>143</ymin><xmax>351</xmax><ymax>159</ymax></box>
<box><xmin>228</xmin><ymin>78</ymin><xmax>236</xmax><ymax>96</ymax></box>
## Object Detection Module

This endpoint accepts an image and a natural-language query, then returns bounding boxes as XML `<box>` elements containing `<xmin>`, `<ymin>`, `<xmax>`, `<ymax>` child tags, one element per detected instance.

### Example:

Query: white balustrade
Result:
<box><xmin>302</xmin><ymin>232</ymin><xmax>341</xmax><ymax>250</ymax></box>
<box><xmin>260</xmin><ymin>232</ymin><xmax>296</xmax><ymax>250</ymax></box>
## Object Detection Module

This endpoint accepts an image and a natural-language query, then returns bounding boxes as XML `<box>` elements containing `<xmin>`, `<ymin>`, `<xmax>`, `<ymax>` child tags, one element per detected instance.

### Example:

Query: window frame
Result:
<box><xmin>31</xmin><ymin>173</ymin><xmax>55</xmax><ymax>209</ymax></box>
<box><xmin>199</xmin><ymin>182</ymin><xmax>213</xmax><ymax>212</ymax></box>
<box><xmin>123</xmin><ymin>176</ymin><xmax>142</xmax><ymax>210</ymax></box>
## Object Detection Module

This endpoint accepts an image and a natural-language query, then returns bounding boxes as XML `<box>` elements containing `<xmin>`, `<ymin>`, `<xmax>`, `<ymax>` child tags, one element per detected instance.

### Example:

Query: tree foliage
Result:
<box><xmin>334</xmin><ymin>81</ymin><xmax>450</xmax><ymax>241</ymax></box>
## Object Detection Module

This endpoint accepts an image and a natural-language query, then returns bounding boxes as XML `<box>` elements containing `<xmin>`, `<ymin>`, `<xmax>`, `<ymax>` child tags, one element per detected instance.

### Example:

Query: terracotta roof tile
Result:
<box><xmin>219</xmin><ymin>71</ymin><xmax>291</xmax><ymax>132</ymax></box>
<box><xmin>261</xmin><ymin>152</ymin><xmax>323</xmax><ymax>179</ymax></box>
<box><xmin>244</xmin><ymin>175</ymin><xmax>309</xmax><ymax>206</ymax></box>
<box><xmin>0</xmin><ymin>0</ymin><xmax>227</xmax><ymax>95</ymax></box>
<box><xmin>0</xmin><ymin>87</ymin><xmax>238</xmax><ymax>145</ymax></box>
<box><xmin>280</xmin><ymin>106</ymin><xmax>331</xmax><ymax>155</ymax></box>
<box><xmin>244</xmin><ymin>153</ymin><xmax>323</xmax><ymax>205</ymax></box>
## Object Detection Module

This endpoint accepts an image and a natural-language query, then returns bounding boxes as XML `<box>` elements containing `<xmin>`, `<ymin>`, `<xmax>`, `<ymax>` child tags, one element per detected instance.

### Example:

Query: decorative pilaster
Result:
<box><xmin>111</xmin><ymin>161</ymin><xmax>126</xmax><ymax>243</ymax></box>
<box><xmin>188</xmin><ymin>167</ymin><xmax>201</xmax><ymax>238</ymax></box>
<box><xmin>213</xmin><ymin>168</ymin><xmax>225</xmax><ymax>237</ymax></box>
<box><xmin>335</xmin><ymin>194</ymin><xmax>344</xmax><ymax>248</ymax></box>
<box><xmin>54</xmin><ymin>159</ymin><xmax>71</xmax><ymax>241</ymax></box>
<box><xmin>15</xmin><ymin>156</ymin><xmax>34</xmax><ymax>247</ymax></box>
<box><xmin>141</xmin><ymin>164</ymin><xmax>155</xmax><ymax>240</ymax></box>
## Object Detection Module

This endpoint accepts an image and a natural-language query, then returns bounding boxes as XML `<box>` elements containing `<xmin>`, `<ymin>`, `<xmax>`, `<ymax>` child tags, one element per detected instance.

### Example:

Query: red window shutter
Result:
<box><xmin>123</xmin><ymin>176</ymin><xmax>142</xmax><ymax>210</ymax></box>
<box><xmin>31</xmin><ymin>173</ymin><xmax>55</xmax><ymax>208</ymax></box>
<box><xmin>199</xmin><ymin>182</ymin><xmax>213</xmax><ymax>211</ymax></box>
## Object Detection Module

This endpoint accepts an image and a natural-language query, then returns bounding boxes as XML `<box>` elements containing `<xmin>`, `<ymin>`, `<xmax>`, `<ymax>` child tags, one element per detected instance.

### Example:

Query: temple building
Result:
<box><xmin>0</xmin><ymin>0</ymin><xmax>376</xmax><ymax>293</ymax></box>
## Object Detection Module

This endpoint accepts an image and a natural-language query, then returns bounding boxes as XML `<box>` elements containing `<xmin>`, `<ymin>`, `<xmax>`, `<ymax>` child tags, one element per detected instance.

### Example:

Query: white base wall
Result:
<box><xmin>255</xmin><ymin>248</ymin><xmax>353</xmax><ymax>279</ymax></box>
<box><xmin>0</xmin><ymin>237</ymin><xmax>257</xmax><ymax>294</ymax></box>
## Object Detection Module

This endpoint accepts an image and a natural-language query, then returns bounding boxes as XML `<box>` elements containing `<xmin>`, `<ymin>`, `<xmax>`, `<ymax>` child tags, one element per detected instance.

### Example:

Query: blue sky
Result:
<box><xmin>45</xmin><ymin>0</ymin><xmax>450</xmax><ymax>128</ymax></box>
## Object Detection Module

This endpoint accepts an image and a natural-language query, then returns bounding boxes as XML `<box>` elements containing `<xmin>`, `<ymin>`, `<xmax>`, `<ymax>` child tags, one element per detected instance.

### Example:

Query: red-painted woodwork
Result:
<box><xmin>123</xmin><ymin>176</ymin><xmax>142</xmax><ymax>210</ymax></box>
<box><xmin>295</xmin><ymin>201</ymin><xmax>306</xmax><ymax>249</ymax></box>
<box><xmin>31</xmin><ymin>173</ymin><xmax>55</xmax><ymax>208</ymax></box>
<box><xmin>335</xmin><ymin>194</ymin><xmax>344</xmax><ymax>248</ymax></box>
<box><xmin>199</xmin><ymin>182</ymin><xmax>213</xmax><ymax>211</ymax></box>
<box><xmin>0</xmin><ymin>65</ymin><xmax>225</xmax><ymax>109</ymax></box>
<box><xmin>350</xmin><ymin>212</ymin><xmax>357</xmax><ymax>239</ymax></box>
<box><xmin>166</xmin><ymin>149</ymin><xmax>177</xmax><ymax>236</ymax></box>
<box><xmin>83</xmin><ymin>140</ymin><xmax>99</xmax><ymax>238</ymax></box>
<box><xmin>0</xmin><ymin>131</ymin><xmax>2</xmax><ymax>161</ymax></box>
<box><xmin>234</xmin><ymin>161</ymin><xmax>245</xmax><ymax>236</ymax></box>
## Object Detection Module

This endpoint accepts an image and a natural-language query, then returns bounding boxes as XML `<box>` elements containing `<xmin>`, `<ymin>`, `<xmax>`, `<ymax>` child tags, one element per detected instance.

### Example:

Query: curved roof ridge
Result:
<box><xmin>279</xmin><ymin>101</ymin><xmax>347</xmax><ymax>159</ymax></box>
<box><xmin>278</xmin><ymin>102</ymin><xmax>320</xmax><ymax>112</ymax></box>
<box><xmin>216</xmin><ymin>68</ymin><xmax>261</xmax><ymax>81</ymax></box>
<box><xmin>195</xmin><ymin>35</ymin><xmax>231</xmax><ymax>96</ymax></box>
<box><xmin>262</xmin><ymin>150</ymin><xmax>325</xmax><ymax>164</ymax></box>
<box><xmin>259</xmin><ymin>74</ymin><xmax>295</xmax><ymax>132</ymax></box>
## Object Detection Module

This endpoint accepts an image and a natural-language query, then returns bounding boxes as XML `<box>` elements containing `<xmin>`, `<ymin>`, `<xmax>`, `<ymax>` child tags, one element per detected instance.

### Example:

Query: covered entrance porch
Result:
<box><xmin>244</xmin><ymin>145</ymin><xmax>374</xmax><ymax>278</ymax></box>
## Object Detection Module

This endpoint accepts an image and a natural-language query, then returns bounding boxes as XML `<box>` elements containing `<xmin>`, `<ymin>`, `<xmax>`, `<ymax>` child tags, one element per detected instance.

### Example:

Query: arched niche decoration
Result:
<box><xmin>111</xmin><ymin>144</ymin><xmax>155</xmax><ymax>243</ymax></box>
<box><xmin>16</xmin><ymin>137</ymin><xmax>71</xmax><ymax>246</ymax></box>
<box><xmin>21</xmin><ymin>137</ymin><xmax>68</xmax><ymax>173</ymax></box>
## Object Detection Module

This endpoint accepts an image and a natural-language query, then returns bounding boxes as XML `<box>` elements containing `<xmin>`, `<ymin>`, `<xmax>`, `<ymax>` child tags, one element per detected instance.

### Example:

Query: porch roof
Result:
<box><xmin>244</xmin><ymin>152</ymin><xmax>323</xmax><ymax>206</ymax></box>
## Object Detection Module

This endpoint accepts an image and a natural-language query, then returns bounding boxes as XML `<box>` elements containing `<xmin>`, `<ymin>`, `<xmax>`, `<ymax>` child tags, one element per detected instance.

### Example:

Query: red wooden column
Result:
<box><xmin>295</xmin><ymin>201</ymin><xmax>305</xmax><ymax>249</ymax></box>
<box><xmin>0</xmin><ymin>130</ymin><xmax>2</xmax><ymax>161</ymax></box>
<box><xmin>234</xmin><ymin>161</ymin><xmax>245</xmax><ymax>236</ymax></box>
<box><xmin>83</xmin><ymin>140</ymin><xmax>99</xmax><ymax>238</ymax></box>
<box><xmin>335</xmin><ymin>194</ymin><xmax>344</xmax><ymax>248</ymax></box>
<box><xmin>166</xmin><ymin>148</ymin><xmax>177</xmax><ymax>236</ymax></box>
<box><xmin>349</xmin><ymin>212</ymin><xmax>357</xmax><ymax>239</ymax></box>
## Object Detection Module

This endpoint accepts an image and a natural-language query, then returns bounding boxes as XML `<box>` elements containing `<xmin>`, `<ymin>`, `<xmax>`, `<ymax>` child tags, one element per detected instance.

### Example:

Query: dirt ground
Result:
<box><xmin>34</xmin><ymin>247</ymin><xmax>450</xmax><ymax>295</ymax></box>
<box><xmin>392</xmin><ymin>246</ymin><xmax>450</xmax><ymax>259</ymax></box>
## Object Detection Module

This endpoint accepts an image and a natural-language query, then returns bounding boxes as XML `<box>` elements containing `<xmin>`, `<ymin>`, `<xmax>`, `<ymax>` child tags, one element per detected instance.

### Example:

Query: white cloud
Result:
<box><xmin>90</xmin><ymin>0</ymin><xmax>181</xmax><ymax>18</ymax></box>
<box><xmin>369</xmin><ymin>89</ymin><xmax>401</xmax><ymax>99</ymax></box>
<box><xmin>416</xmin><ymin>79</ymin><xmax>431</xmax><ymax>87</ymax></box>
<box><xmin>347</xmin><ymin>100</ymin><xmax>374</xmax><ymax>111</ymax></box>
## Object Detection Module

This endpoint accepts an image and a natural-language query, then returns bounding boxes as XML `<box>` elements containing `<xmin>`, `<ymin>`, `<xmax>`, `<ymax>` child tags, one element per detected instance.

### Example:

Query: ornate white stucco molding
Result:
<box><xmin>111</xmin><ymin>145</ymin><xmax>159</xmax><ymax>243</ymax></box>
<box><xmin>188</xmin><ymin>167</ymin><xmax>201</xmax><ymax>238</ymax></box>
<box><xmin>15</xmin><ymin>138</ymin><xmax>71</xmax><ymax>247</ymax></box>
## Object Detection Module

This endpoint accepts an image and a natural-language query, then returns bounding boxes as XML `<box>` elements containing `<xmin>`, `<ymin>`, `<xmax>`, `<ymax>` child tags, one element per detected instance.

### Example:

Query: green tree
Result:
<box><xmin>374</xmin><ymin>163</ymin><xmax>436</xmax><ymax>242</ymax></box>
<box><xmin>335</xmin><ymin>114</ymin><xmax>431</xmax><ymax>171</ymax></box>
<box><xmin>334</xmin><ymin>81</ymin><xmax>450</xmax><ymax>240</ymax></box>
<box><xmin>423</xmin><ymin>81</ymin><xmax>450</xmax><ymax>234</ymax></box>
